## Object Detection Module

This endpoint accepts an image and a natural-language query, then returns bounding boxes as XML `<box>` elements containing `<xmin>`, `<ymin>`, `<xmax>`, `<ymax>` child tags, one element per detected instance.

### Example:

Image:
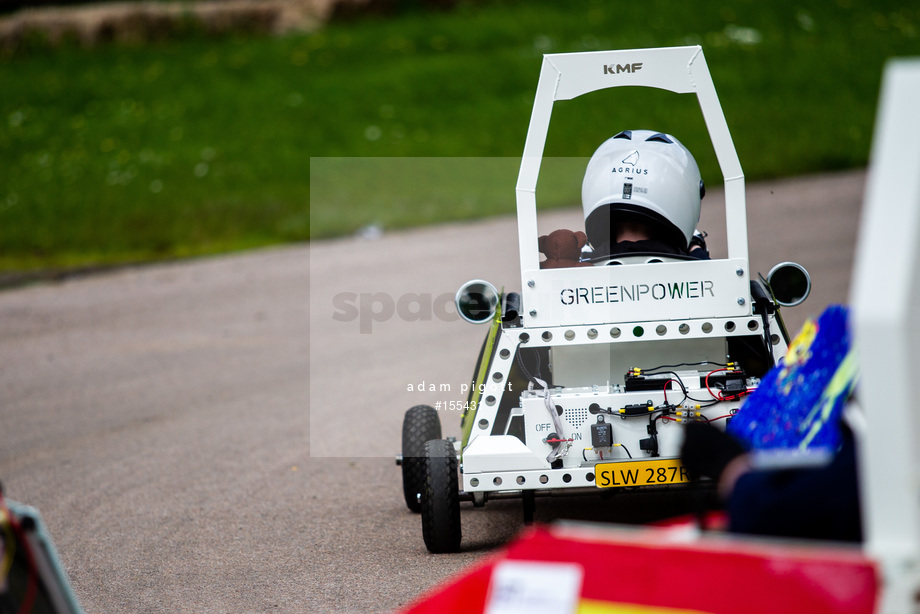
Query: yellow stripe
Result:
<box><xmin>460</xmin><ymin>310</ymin><xmax>502</xmax><ymax>449</ymax></box>
<box><xmin>578</xmin><ymin>599</ymin><xmax>712</xmax><ymax>614</ymax></box>
<box><xmin>799</xmin><ymin>348</ymin><xmax>859</xmax><ymax>450</ymax></box>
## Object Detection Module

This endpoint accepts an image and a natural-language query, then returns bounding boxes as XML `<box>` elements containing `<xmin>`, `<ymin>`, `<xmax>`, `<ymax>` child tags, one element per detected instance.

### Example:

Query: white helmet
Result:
<box><xmin>581</xmin><ymin>129</ymin><xmax>704</xmax><ymax>252</ymax></box>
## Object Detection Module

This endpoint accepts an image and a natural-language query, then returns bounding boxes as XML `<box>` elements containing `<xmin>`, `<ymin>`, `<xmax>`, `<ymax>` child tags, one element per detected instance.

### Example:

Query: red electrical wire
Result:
<box><xmin>704</xmin><ymin>368</ymin><xmax>727</xmax><ymax>400</ymax></box>
<box><xmin>662</xmin><ymin>379</ymin><xmax>679</xmax><ymax>404</ymax></box>
<box><xmin>703</xmin><ymin>368</ymin><xmax>752</xmax><ymax>402</ymax></box>
<box><xmin>720</xmin><ymin>390</ymin><xmax>752</xmax><ymax>402</ymax></box>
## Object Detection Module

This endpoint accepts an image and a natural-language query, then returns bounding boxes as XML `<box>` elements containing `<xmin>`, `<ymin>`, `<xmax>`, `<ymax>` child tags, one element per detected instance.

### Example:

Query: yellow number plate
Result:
<box><xmin>595</xmin><ymin>458</ymin><xmax>691</xmax><ymax>489</ymax></box>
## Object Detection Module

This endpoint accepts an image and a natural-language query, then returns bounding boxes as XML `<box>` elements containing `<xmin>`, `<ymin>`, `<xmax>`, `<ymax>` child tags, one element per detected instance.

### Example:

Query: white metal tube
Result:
<box><xmin>850</xmin><ymin>59</ymin><xmax>920</xmax><ymax>612</ymax></box>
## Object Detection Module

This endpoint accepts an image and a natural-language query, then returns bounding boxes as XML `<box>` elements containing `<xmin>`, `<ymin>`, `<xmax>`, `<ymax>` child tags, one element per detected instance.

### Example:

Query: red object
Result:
<box><xmin>649</xmin><ymin>511</ymin><xmax>728</xmax><ymax>531</ymax></box>
<box><xmin>398</xmin><ymin>524</ymin><xmax>879</xmax><ymax>614</ymax></box>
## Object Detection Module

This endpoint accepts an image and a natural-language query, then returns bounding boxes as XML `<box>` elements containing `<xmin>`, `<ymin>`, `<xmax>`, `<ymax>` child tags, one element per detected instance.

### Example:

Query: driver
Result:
<box><xmin>581</xmin><ymin>129</ymin><xmax>709</xmax><ymax>260</ymax></box>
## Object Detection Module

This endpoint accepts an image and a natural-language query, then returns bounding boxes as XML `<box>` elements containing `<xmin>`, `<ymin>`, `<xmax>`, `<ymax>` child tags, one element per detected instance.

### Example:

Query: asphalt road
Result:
<box><xmin>0</xmin><ymin>170</ymin><xmax>864</xmax><ymax>613</ymax></box>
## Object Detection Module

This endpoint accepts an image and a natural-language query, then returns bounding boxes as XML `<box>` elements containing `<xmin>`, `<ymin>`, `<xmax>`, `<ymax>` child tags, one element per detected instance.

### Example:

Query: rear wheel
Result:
<box><xmin>421</xmin><ymin>439</ymin><xmax>461</xmax><ymax>553</ymax></box>
<box><xmin>401</xmin><ymin>405</ymin><xmax>441</xmax><ymax>512</ymax></box>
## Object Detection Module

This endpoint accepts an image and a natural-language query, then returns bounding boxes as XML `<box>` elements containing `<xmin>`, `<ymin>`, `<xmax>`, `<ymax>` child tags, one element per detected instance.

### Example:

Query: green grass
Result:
<box><xmin>1</xmin><ymin>0</ymin><xmax>918</xmax><ymax>272</ymax></box>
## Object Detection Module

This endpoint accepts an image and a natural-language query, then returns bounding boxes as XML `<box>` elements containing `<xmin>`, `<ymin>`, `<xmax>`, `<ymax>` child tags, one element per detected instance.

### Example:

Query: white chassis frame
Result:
<box><xmin>460</xmin><ymin>46</ymin><xmax>789</xmax><ymax>496</ymax></box>
<box><xmin>516</xmin><ymin>46</ymin><xmax>750</xmax><ymax>325</ymax></box>
<box><xmin>851</xmin><ymin>59</ymin><xmax>920</xmax><ymax>613</ymax></box>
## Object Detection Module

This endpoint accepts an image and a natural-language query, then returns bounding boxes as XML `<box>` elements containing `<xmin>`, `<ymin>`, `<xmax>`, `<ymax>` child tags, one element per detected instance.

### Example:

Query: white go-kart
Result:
<box><xmin>398</xmin><ymin>46</ymin><xmax>811</xmax><ymax>553</ymax></box>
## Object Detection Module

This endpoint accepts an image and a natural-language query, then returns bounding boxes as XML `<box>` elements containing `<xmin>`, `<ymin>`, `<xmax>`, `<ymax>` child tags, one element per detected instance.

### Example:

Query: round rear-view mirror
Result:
<box><xmin>455</xmin><ymin>280</ymin><xmax>500</xmax><ymax>324</ymax></box>
<box><xmin>767</xmin><ymin>262</ymin><xmax>811</xmax><ymax>307</ymax></box>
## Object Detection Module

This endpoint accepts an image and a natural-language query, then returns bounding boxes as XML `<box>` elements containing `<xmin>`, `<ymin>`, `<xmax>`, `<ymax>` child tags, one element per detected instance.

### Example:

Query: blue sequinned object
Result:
<box><xmin>727</xmin><ymin>305</ymin><xmax>858</xmax><ymax>452</ymax></box>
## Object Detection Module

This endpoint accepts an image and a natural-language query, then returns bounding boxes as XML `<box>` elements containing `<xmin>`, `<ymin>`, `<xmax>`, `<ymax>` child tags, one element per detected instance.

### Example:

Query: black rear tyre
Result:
<box><xmin>401</xmin><ymin>405</ymin><xmax>441</xmax><ymax>513</ymax></box>
<box><xmin>420</xmin><ymin>439</ymin><xmax>461</xmax><ymax>553</ymax></box>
